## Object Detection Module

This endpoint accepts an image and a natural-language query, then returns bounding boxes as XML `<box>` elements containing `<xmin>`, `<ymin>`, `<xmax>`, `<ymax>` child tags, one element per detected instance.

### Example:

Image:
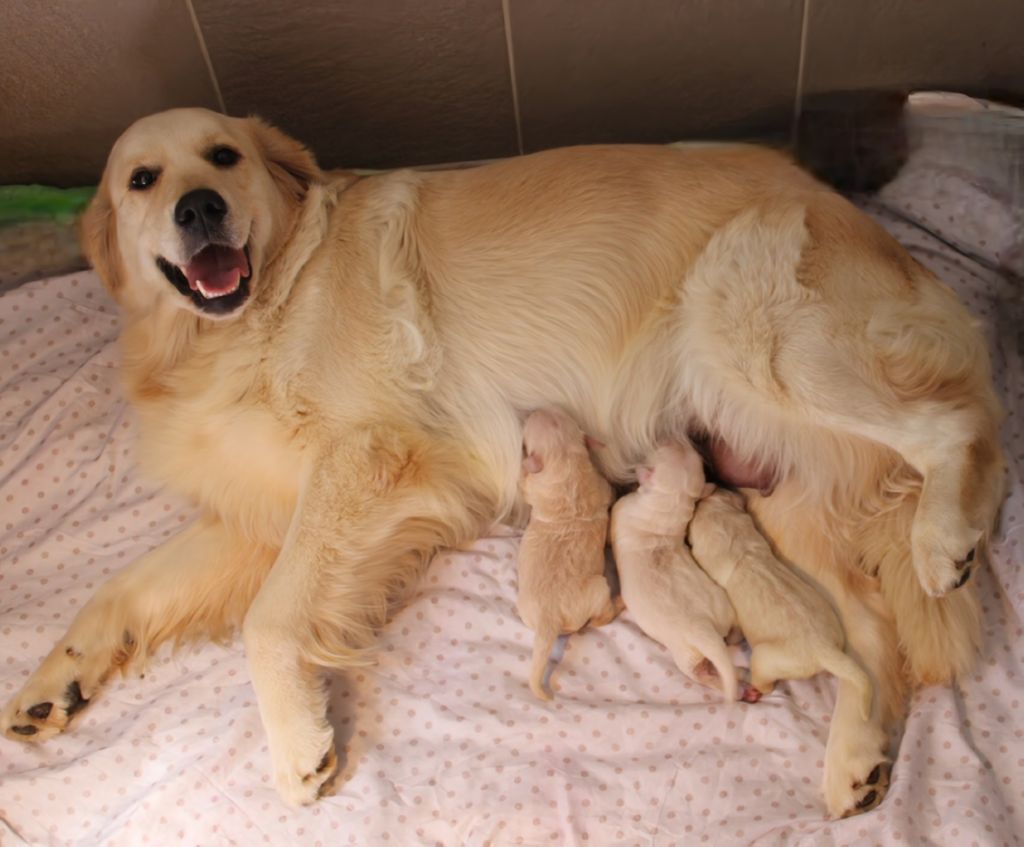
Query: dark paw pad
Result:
<box><xmin>856</xmin><ymin>790</ymin><xmax>878</xmax><ymax>810</ymax></box>
<box><xmin>64</xmin><ymin>681</ymin><xmax>89</xmax><ymax>718</ymax></box>
<box><xmin>954</xmin><ymin>566</ymin><xmax>972</xmax><ymax>589</ymax></box>
<box><xmin>866</xmin><ymin>764</ymin><xmax>882</xmax><ymax>785</ymax></box>
<box><xmin>27</xmin><ymin>702</ymin><xmax>53</xmax><ymax>720</ymax></box>
<box><xmin>10</xmin><ymin>724</ymin><xmax>38</xmax><ymax>736</ymax></box>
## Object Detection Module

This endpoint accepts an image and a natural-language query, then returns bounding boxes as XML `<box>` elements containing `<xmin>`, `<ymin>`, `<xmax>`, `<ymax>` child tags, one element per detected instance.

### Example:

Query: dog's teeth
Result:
<box><xmin>195</xmin><ymin>279</ymin><xmax>238</xmax><ymax>299</ymax></box>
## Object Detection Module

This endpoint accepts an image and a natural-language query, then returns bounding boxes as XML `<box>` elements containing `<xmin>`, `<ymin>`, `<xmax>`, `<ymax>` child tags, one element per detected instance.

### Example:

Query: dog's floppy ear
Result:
<box><xmin>247</xmin><ymin>116</ymin><xmax>322</xmax><ymax>202</ymax></box>
<box><xmin>78</xmin><ymin>184</ymin><xmax>122</xmax><ymax>296</ymax></box>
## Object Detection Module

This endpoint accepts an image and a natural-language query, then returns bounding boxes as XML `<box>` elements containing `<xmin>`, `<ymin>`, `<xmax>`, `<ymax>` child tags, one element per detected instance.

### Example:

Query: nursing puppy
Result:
<box><xmin>689</xmin><ymin>489</ymin><xmax>873</xmax><ymax>721</ymax></box>
<box><xmin>517</xmin><ymin>408</ymin><xmax>618</xmax><ymax>700</ymax></box>
<box><xmin>610</xmin><ymin>442</ymin><xmax>740</xmax><ymax>701</ymax></box>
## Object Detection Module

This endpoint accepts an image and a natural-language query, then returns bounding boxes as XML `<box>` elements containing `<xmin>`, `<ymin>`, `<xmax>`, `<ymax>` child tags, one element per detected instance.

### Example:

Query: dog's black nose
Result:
<box><xmin>174</xmin><ymin>189</ymin><xmax>227</xmax><ymax>232</ymax></box>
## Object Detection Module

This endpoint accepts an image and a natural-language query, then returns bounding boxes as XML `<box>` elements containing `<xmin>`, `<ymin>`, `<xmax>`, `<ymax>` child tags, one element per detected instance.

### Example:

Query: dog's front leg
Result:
<box><xmin>2</xmin><ymin>517</ymin><xmax>275</xmax><ymax>741</ymax></box>
<box><xmin>243</xmin><ymin>425</ymin><xmax>493</xmax><ymax>805</ymax></box>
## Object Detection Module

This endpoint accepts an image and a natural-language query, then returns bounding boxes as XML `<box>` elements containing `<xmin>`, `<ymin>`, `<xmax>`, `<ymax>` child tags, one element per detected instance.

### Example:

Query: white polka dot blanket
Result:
<box><xmin>1</xmin><ymin>154</ymin><xmax>1022</xmax><ymax>845</ymax></box>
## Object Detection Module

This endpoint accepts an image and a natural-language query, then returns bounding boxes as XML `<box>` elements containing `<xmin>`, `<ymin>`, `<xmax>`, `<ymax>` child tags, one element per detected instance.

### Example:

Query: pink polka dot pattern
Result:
<box><xmin>0</xmin><ymin>203</ymin><xmax>1021</xmax><ymax>847</ymax></box>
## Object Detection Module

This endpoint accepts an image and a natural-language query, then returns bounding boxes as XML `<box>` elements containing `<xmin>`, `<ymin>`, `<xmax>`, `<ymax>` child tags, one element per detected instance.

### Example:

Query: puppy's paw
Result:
<box><xmin>2</xmin><ymin>645</ymin><xmax>110</xmax><ymax>742</ymax></box>
<box><xmin>824</xmin><ymin>755</ymin><xmax>891</xmax><ymax>819</ymax></box>
<box><xmin>273</xmin><ymin>725</ymin><xmax>339</xmax><ymax>806</ymax></box>
<box><xmin>911</xmin><ymin>520</ymin><xmax>980</xmax><ymax>598</ymax></box>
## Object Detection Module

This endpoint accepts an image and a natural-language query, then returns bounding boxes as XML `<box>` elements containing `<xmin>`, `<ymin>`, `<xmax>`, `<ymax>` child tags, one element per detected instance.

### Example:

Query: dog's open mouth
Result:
<box><xmin>157</xmin><ymin>244</ymin><xmax>252</xmax><ymax>316</ymax></box>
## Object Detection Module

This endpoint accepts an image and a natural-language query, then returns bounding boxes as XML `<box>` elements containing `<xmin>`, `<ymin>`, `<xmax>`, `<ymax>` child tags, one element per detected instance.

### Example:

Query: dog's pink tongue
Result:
<box><xmin>183</xmin><ymin>245</ymin><xmax>249</xmax><ymax>293</ymax></box>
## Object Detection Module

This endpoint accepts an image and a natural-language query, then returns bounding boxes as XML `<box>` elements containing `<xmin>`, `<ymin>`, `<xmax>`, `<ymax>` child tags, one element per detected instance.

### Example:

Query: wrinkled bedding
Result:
<box><xmin>1</xmin><ymin>106</ymin><xmax>1022</xmax><ymax>846</ymax></box>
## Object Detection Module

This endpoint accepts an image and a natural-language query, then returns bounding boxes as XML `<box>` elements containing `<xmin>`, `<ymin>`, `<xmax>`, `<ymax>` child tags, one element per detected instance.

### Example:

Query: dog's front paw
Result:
<box><xmin>272</xmin><ymin>724</ymin><xmax>339</xmax><ymax>806</ymax></box>
<box><xmin>2</xmin><ymin>646</ymin><xmax>108</xmax><ymax>742</ymax></box>
<box><xmin>911</xmin><ymin>519</ymin><xmax>980</xmax><ymax>598</ymax></box>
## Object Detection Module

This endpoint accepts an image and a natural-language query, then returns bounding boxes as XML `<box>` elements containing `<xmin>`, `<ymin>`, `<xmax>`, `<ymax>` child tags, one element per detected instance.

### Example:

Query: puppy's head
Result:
<box><xmin>80</xmin><ymin>108</ymin><xmax>320</xmax><ymax>319</ymax></box>
<box><xmin>636</xmin><ymin>441</ymin><xmax>711</xmax><ymax>500</ymax></box>
<box><xmin>521</xmin><ymin>408</ymin><xmax>588</xmax><ymax>476</ymax></box>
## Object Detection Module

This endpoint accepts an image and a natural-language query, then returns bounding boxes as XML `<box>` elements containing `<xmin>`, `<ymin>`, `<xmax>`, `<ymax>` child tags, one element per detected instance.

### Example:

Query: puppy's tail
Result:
<box><xmin>821</xmin><ymin>649</ymin><xmax>874</xmax><ymax>721</ymax></box>
<box><xmin>529</xmin><ymin>624</ymin><xmax>559</xmax><ymax>701</ymax></box>
<box><xmin>690</xmin><ymin>632</ymin><xmax>739</xmax><ymax>703</ymax></box>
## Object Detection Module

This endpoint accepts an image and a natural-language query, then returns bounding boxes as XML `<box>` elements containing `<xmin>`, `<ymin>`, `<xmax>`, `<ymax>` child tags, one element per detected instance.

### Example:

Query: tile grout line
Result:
<box><xmin>790</xmin><ymin>0</ymin><xmax>811</xmax><ymax>150</ymax></box>
<box><xmin>501</xmin><ymin>0</ymin><xmax>525</xmax><ymax>155</ymax></box>
<box><xmin>185</xmin><ymin>0</ymin><xmax>227</xmax><ymax>114</ymax></box>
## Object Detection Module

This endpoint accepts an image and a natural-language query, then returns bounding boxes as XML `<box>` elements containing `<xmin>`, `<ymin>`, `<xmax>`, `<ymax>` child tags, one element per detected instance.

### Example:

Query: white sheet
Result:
<box><xmin>1</xmin><ymin>190</ymin><xmax>1022</xmax><ymax>847</ymax></box>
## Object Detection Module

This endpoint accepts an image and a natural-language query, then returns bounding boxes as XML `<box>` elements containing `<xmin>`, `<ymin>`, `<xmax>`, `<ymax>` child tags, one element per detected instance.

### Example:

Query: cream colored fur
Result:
<box><xmin>610</xmin><ymin>443</ymin><xmax>738</xmax><ymax>701</ymax></box>
<box><xmin>688</xmin><ymin>489</ymin><xmax>878</xmax><ymax>816</ymax></box>
<box><xmin>0</xmin><ymin>108</ymin><xmax>1005</xmax><ymax>816</ymax></box>
<box><xmin>515</xmin><ymin>409</ymin><xmax>618</xmax><ymax>700</ymax></box>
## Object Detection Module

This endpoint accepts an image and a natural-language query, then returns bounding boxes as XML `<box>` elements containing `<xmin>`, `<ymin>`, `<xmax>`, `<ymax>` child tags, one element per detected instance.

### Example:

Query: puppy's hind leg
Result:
<box><xmin>585</xmin><ymin>574</ymin><xmax>622</xmax><ymax>628</ymax></box>
<box><xmin>528</xmin><ymin>623</ymin><xmax>559</xmax><ymax>701</ymax></box>
<box><xmin>669</xmin><ymin>636</ymin><xmax>738</xmax><ymax>702</ymax></box>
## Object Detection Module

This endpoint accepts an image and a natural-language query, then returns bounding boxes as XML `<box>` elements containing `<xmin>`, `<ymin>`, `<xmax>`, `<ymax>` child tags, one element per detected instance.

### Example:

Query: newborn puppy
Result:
<box><xmin>688</xmin><ymin>489</ymin><xmax>873</xmax><ymax>719</ymax></box>
<box><xmin>610</xmin><ymin>442</ymin><xmax>740</xmax><ymax>701</ymax></box>
<box><xmin>517</xmin><ymin>408</ymin><xmax>619</xmax><ymax>700</ymax></box>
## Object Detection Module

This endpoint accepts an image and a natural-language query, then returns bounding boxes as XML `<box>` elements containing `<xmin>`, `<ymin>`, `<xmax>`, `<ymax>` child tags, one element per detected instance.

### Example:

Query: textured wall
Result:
<box><xmin>1</xmin><ymin>0</ymin><xmax>1022</xmax><ymax>185</ymax></box>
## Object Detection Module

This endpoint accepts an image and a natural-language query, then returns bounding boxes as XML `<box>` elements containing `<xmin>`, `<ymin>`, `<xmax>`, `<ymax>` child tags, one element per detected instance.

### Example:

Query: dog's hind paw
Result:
<box><xmin>825</xmin><ymin>757</ymin><xmax>892</xmax><ymax>819</ymax></box>
<box><xmin>911</xmin><ymin>519</ymin><xmax>981</xmax><ymax>598</ymax></box>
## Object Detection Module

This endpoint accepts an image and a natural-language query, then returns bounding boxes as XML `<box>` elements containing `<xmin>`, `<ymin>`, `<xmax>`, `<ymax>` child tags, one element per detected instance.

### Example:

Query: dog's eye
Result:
<box><xmin>129</xmin><ymin>168</ymin><xmax>157</xmax><ymax>191</ymax></box>
<box><xmin>210</xmin><ymin>146</ymin><xmax>241</xmax><ymax>168</ymax></box>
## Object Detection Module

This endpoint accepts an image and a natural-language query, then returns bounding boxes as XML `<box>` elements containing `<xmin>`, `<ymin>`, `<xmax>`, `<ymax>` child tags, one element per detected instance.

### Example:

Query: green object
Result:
<box><xmin>0</xmin><ymin>185</ymin><xmax>96</xmax><ymax>225</ymax></box>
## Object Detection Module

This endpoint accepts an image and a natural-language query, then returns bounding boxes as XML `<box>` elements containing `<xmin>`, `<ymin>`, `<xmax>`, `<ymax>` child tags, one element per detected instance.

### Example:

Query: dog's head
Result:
<box><xmin>80</xmin><ymin>108</ymin><xmax>321</xmax><ymax>319</ymax></box>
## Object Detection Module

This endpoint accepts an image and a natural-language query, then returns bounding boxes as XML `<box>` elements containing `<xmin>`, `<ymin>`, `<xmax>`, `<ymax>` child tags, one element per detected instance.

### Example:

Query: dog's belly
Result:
<box><xmin>701</xmin><ymin>435</ymin><xmax>776</xmax><ymax>494</ymax></box>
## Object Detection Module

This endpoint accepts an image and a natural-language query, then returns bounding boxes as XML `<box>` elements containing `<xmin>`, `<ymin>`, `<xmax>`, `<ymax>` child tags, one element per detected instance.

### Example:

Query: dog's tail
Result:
<box><xmin>529</xmin><ymin>623</ymin><xmax>559</xmax><ymax>701</ymax></box>
<box><xmin>821</xmin><ymin>648</ymin><xmax>874</xmax><ymax>721</ymax></box>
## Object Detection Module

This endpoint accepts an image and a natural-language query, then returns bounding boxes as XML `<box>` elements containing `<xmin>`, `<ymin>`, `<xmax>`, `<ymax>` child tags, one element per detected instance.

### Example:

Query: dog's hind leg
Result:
<box><xmin>242</xmin><ymin>424</ymin><xmax>495</xmax><ymax>805</ymax></box>
<box><xmin>747</xmin><ymin>484</ymin><xmax>900</xmax><ymax>819</ymax></box>
<box><xmin>674</xmin><ymin>198</ymin><xmax>1004</xmax><ymax>600</ymax></box>
<box><xmin>2</xmin><ymin>517</ymin><xmax>274</xmax><ymax>742</ymax></box>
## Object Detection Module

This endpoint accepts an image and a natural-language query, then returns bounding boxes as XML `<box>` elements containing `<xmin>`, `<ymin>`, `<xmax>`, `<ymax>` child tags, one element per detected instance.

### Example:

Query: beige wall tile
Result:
<box><xmin>0</xmin><ymin>0</ymin><xmax>219</xmax><ymax>186</ymax></box>
<box><xmin>508</xmin><ymin>0</ymin><xmax>803</xmax><ymax>151</ymax></box>
<box><xmin>193</xmin><ymin>0</ymin><xmax>519</xmax><ymax>169</ymax></box>
<box><xmin>802</xmin><ymin>0</ymin><xmax>1024</xmax><ymax>97</ymax></box>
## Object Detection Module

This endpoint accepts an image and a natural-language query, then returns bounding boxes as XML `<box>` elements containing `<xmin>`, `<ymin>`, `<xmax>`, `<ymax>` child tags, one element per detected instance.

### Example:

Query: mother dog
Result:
<box><xmin>1</xmin><ymin>109</ymin><xmax>1004</xmax><ymax>817</ymax></box>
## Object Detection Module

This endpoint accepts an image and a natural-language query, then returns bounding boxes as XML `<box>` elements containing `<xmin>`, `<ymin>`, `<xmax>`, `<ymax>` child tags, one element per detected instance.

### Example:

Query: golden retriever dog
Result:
<box><xmin>0</xmin><ymin>108</ymin><xmax>1004</xmax><ymax>816</ymax></box>
<box><xmin>516</xmin><ymin>408</ymin><xmax>618</xmax><ymax>701</ymax></box>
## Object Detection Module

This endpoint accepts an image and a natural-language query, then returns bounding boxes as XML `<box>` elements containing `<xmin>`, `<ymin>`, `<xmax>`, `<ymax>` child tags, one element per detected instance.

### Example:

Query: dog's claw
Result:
<box><xmin>954</xmin><ymin>566</ymin><xmax>972</xmax><ymax>589</ymax></box>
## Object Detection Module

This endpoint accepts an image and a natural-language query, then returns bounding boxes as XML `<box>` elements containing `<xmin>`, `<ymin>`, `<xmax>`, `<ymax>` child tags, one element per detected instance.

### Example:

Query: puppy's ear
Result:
<box><xmin>636</xmin><ymin>465</ymin><xmax>654</xmax><ymax>486</ymax></box>
<box><xmin>78</xmin><ymin>185</ymin><xmax>122</xmax><ymax>297</ymax></box>
<box><xmin>523</xmin><ymin>454</ymin><xmax>543</xmax><ymax>474</ymax></box>
<box><xmin>247</xmin><ymin>116</ymin><xmax>322</xmax><ymax>201</ymax></box>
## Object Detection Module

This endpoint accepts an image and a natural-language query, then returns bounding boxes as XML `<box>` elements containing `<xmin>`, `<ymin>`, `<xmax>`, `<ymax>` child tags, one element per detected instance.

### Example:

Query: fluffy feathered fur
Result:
<box><xmin>1</xmin><ymin>109</ymin><xmax>1004</xmax><ymax>816</ymax></box>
